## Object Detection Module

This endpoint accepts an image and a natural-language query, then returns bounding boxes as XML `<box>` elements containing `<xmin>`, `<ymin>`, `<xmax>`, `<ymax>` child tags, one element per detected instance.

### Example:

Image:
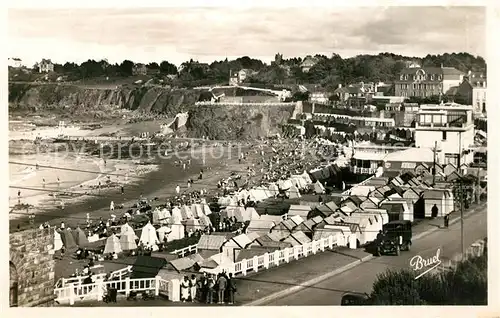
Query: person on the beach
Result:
<box><xmin>110</xmin><ymin>201</ymin><xmax>115</xmax><ymax>211</ymax></box>
<box><xmin>57</xmin><ymin>177</ymin><xmax>61</xmax><ymax>187</ymax></box>
<box><xmin>176</xmin><ymin>185</ymin><xmax>180</xmax><ymax>195</ymax></box>
<box><xmin>17</xmin><ymin>190</ymin><xmax>21</xmax><ymax>204</ymax></box>
<box><xmin>42</xmin><ymin>178</ymin><xmax>46</xmax><ymax>188</ymax></box>
<box><xmin>121</xmin><ymin>186</ymin><xmax>124</xmax><ymax>195</ymax></box>
<box><xmin>183</xmin><ymin>163</ymin><xmax>186</xmax><ymax>170</ymax></box>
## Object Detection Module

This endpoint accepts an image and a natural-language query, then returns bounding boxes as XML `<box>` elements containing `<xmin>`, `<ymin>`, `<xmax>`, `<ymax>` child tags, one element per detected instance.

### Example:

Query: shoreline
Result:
<box><xmin>9</xmin><ymin>145</ymin><xmax>253</xmax><ymax>232</ymax></box>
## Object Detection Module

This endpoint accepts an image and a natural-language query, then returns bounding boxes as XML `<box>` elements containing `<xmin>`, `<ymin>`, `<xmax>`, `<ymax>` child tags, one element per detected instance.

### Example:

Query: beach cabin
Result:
<box><xmin>346</xmin><ymin>213</ymin><xmax>383</xmax><ymax>244</ymax></box>
<box><xmin>293</xmin><ymin>215</ymin><xmax>323</xmax><ymax>238</ymax></box>
<box><xmin>72</xmin><ymin>227</ymin><xmax>88</xmax><ymax>246</ymax></box>
<box><xmin>359</xmin><ymin>197</ymin><xmax>381</xmax><ymax>210</ymax></box>
<box><xmin>422</xmin><ymin>189</ymin><xmax>452</xmax><ymax>218</ymax></box>
<box><xmin>222</xmin><ymin>233</ymin><xmax>254</xmax><ymax>262</ymax></box>
<box><xmin>197</xmin><ymin>234</ymin><xmax>230</xmax><ymax>258</ymax></box>
<box><xmin>248</xmin><ymin>234</ymin><xmax>293</xmax><ymax>249</ymax></box>
<box><xmin>414</xmin><ymin>163</ymin><xmax>431</xmax><ymax>175</ymax></box>
<box><xmin>402</xmin><ymin>187</ymin><xmax>425</xmax><ymax>219</ymax></box>
<box><xmin>443</xmin><ymin>163</ymin><xmax>458</xmax><ymax>177</ymax></box>
<box><xmin>362</xmin><ymin>208</ymin><xmax>390</xmax><ymax>225</ymax></box>
<box><xmin>309</xmin><ymin>201</ymin><xmax>339</xmax><ymax>219</ymax></box>
<box><xmin>198</xmin><ymin>253</ymin><xmax>234</xmax><ymax>275</ymax></box>
<box><xmin>287</xmin><ymin>205</ymin><xmax>311</xmax><ymax>219</ymax></box>
<box><xmin>379</xmin><ymin>198</ymin><xmax>413</xmax><ymax>222</ymax></box>
<box><xmin>183</xmin><ymin>218</ymin><xmax>203</xmax><ymax>232</ymax></box>
<box><xmin>167</xmin><ymin>254</ymin><xmax>204</xmax><ymax>273</ymax></box>
<box><xmin>283</xmin><ymin>231</ymin><xmax>311</xmax><ymax>247</ymax></box>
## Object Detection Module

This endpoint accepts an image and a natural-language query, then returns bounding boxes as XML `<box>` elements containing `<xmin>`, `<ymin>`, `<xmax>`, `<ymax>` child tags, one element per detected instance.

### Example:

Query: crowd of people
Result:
<box><xmin>180</xmin><ymin>271</ymin><xmax>237</xmax><ymax>304</ymax></box>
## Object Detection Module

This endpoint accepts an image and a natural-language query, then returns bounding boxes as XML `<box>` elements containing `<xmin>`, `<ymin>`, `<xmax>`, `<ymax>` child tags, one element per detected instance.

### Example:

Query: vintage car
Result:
<box><xmin>341</xmin><ymin>292</ymin><xmax>370</xmax><ymax>305</ymax></box>
<box><xmin>375</xmin><ymin>220</ymin><xmax>412</xmax><ymax>256</ymax></box>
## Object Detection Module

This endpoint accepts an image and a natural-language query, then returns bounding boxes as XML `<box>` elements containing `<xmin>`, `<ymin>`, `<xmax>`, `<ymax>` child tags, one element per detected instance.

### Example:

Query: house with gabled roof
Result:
<box><xmin>248</xmin><ymin>233</ymin><xmax>292</xmax><ymax>249</ymax></box>
<box><xmin>293</xmin><ymin>215</ymin><xmax>323</xmax><ymax>238</ymax></box>
<box><xmin>309</xmin><ymin>201</ymin><xmax>338</xmax><ymax>219</ymax></box>
<box><xmin>222</xmin><ymin>233</ymin><xmax>255</xmax><ymax>262</ymax></box>
<box><xmin>197</xmin><ymin>234</ymin><xmax>232</xmax><ymax>258</ymax></box>
<box><xmin>360</xmin><ymin>196</ymin><xmax>381</xmax><ymax>210</ymax></box>
<box><xmin>443</xmin><ymin>163</ymin><xmax>458</xmax><ymax>176</ymax></box>
<box><xmin>414</xmin><ymin>163</ymin><xmax>431</xmax><ymax>175</ymax></box>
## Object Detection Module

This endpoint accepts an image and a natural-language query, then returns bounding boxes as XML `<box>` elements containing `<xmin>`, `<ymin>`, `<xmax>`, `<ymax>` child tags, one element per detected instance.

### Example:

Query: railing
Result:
<box><xmin>195</xmin><ymin>101</ymin><xmax>295</xmax><ymax>106</ymax></box>
<box><xmin>54</xmin><ymin>276</ymin><xmax>170</xmax><ymax>305</ymax></box>
<box><xmin>350</xmin><ymin>166</ymin><xmax>377</xmax><ymax>175</ymax></box>
<box><xmin>56</xmin><ymin>266</ymin><xmax>132</xmax><ymax>288</ymax></box>
<box><xmin>223</xmin><ymin>234</ymin><xmax>338</xmax><ymax>277</ymax></box>
<box><xmin>170</xmin><ymin>243</ymin><xmax>198</xmax><ymax>258</ymax></box>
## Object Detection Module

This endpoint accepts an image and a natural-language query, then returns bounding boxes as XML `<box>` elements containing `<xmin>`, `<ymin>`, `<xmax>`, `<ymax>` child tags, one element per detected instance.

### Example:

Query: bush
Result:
<box><xmin>369</xmin><ymin>252</ymin><xmax>487</xmax><ymax>305</ymax></box>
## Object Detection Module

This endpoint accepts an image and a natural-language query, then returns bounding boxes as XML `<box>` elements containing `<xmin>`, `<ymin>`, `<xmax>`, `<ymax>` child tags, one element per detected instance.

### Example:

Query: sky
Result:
<box><xmin>8</xmin><ymin>6</ymin><xmax>486</xmax><ymax>67</ymax></box>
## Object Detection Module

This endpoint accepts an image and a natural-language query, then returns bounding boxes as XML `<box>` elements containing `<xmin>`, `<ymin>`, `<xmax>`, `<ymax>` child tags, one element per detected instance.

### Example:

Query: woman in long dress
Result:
<box><xmin>180</xmin><ymin>276</ymin><xmax>190</xmax><ymax>302</ymax></box>
<box><xmin>189</xmin><ymin>274</ymin><xmax>197</xmax><ymax>302</ymax></box>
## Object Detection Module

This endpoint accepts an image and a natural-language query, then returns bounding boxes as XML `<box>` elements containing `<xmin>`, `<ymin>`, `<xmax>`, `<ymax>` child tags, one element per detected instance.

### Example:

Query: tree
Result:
<box><xmin>159</xmin><ymin>61</ymin><xmax>177</xmax><ymax>75</ymax></box>
<box><xmin>119</xmin><ymin>60</ymin><xmax>134</xmax><ymax>76</ymax></box>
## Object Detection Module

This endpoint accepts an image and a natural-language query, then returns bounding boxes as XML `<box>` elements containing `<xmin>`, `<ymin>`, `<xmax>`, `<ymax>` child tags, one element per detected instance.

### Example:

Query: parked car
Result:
<box><xmin>341</xmin><ymin>292</ymin><xmax>370</xmax><ymax>305</ymax></box>
<box><xmin>375</xmin><ymin>220</ymin><xmax>412</xmax><ymax>256</ymax></box>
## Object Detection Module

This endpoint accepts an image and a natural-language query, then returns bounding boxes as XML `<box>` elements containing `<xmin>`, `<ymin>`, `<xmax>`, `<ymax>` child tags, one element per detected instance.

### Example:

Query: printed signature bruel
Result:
<box><xmin>409</xmin><ymin>248</ymin><xmax>441</xmax><ymax>280</ymax></box>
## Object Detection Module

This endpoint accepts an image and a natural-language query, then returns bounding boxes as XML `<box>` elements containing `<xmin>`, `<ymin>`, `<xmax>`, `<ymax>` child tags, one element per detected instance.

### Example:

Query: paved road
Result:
<box><xmin>264</xmin><ymin>205</ymin><xmax>487</xmax><ymax>305</ymax></box>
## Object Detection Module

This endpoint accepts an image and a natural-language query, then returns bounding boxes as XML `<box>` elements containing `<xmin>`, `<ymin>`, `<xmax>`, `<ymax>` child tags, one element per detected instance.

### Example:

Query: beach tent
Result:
<box><xmin>190</xmin><ymin>204</ymin><xmax>203</xmax><ymax>218</ymax></box>
<box><xmin>233</xmin><ymin>206</ymin><xmax>249</xmax><ymax>223</ymax></box>
<box><xmin>157</xmin><ymin>226</ymin><xmax>172</xmax><ymax>242</ymax></box>
<box><xmin>202</xmin><ymin>204</ymin><xmax>212</xmax><ymax>216</ymax></box>
<box><xmin>53</xmin><ymin>228</ymin><xmax>63</xmax><ymax>251</ymax></box>
<box><xmin>236</xmin><ymin>189</ymin><xmax>250</xmax><ymax>203</ymax></box>
<box><xmin>159</xmin><ymin>208</ymin><xmax>171</xmax><ymax>224</ymax></box>
<box><xmin>278</xmin><ymin>179</ymin><xmax>293</xmax><ymax>190</ymax></box>
<box><xmin>185</xmin><ymin>218</ymin><xmax>203</xmax><ymax>232</ymax></box>
<box><xmin>268</xmin><ymin>183</ymin><xmax>279</xmax><ymax>197</ymax></box>
<box><xmin>171</xmin><ymin>207</ymin><xmax>183</xmax><ymax>223</ymax></box>
<box><xmin>73</xmin><ymin>227</ymin><xmax>89</xmax><ymax>246</ymax></box>
<box><xmin>152</xmin><ymin>208</ymin><xmax>161</xmax><ymax>224</ymax></box>
<box><xmin>120</xmin><ymin>223</ymin><xmax>137</xmax><ymax>237</ymax></box>
<box><xmin>103</xmin><ymin>234</ymin><xmax>122</xmax><ymax>255</ymax></box>
<box><xmin>168</xmin><ymin>220</ymin><xmax>185</xmax><ymax>241</ymax></box>
<box><xmin>120</xmin><ymin>230</ymin><xmax>138</xmax><ymax>251</ymax></box>
<box><xmin>221</xmin><ymin>206</ymin><xmax>238</xmax><ymax>219</ymax></box>
<box><xmin>301</xmin><ymin>171</ymin><xmax>313</xmax><ymax>184</ymax></box>
<box><xmin>60</xmin><ymin>229</ymin><xmax>77</xmax><ymax>249</ymax></box>
<box><xmin>246</xmin><ymin>207</ymin><xmax>260</xmax><ymax>221</ymax></box>
<box><xmin>314</xmin><ymin>181</ymin><xmax>326</xmax><ymax>194</ymax></box>
<box><xmin>198</xmin><ymin>214</ymin><xmax>212</xmax><ymax>228</ymax></box>
<box><xmin>287</xmin><ymin>185</ymin><xmax>302</xmax><ymax>199</ymax></box>
<box><xmin>180</xmin><ymin>205</ymin><xmax>194</xmax><ymax>220</ymax></box>
<box><xmin>139</xmin><ymin>222</ymin><xmax>160</xmax><ymax>250</ymax></box>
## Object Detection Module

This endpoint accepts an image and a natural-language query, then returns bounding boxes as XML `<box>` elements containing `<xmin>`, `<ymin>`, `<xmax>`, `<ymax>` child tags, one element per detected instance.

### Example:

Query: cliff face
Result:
<box><xmin>8</xmin><ymin>83</ymin><xmax>297</xmax><ymax>140</ymax></box>
<box><xmin>8</xmin><ymin>83</ymin><xmax>200</xmax><ymax>116</ymax></box>
<box><xmin>186</xmin><ymin>104</ymin><xmax>296</xmax><ymax>140</ymax></box>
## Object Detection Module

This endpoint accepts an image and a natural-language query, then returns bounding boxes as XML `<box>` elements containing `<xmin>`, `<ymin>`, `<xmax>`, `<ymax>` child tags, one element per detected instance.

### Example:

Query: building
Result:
<box><xmin>453</xmin><ymin>71</ymin><xmax>487</xmax><ymax>114</ymax></box>
<box><xmin>309</xmin><ymin>91</ymin><xmax>329</xmax><ymax>104</ymax></box>
<box><xmin>301</xmin><ymin>55</ymin><xmax>319</xmax><ymax>73</ymax></box>
<box><xmin>414</xmin><ymin>103</ymin><xmax>475</xmax><ymax>165</ymax></box>
<box><xmin>132</xmin><ymin>63</ymin><xmax>148</xmax><ymax>76</ymax></box>
<box><xmin>8</xmin><ymin>57</ymin><xmax>22</xmax><ymax>68</ymax></box>
<box><xmin>229</xmin><ymin>69</ymin><xmax>250</xmax><ymax>85</ymax></box>
<box><xmin>10</xmin><ymin>227</ymin><xmax>56</xmax><ymax>307</ymax></box>
<box><xmin>38</xmin><ymin>59</ymin><xmax>54</xmax><ymax>73</ymax></box>
<box><xmin>394</xmin><ymin>66</ymin><xmax>464</xmax><ymax>98</ymax></box>
<box><xmin>333</xmin><ymin>84</ymin><xmax>350</xmax><ymax>102</ymax></box>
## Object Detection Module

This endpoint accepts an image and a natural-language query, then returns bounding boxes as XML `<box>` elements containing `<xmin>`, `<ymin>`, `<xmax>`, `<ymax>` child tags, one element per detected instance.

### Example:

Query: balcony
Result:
<box><xmin>416</xmin><ymin>122</ymin><xmax>472</xmax><ymax>129</ymax></box>
<box><xmin>350</xmin><ymin>166</ymin><xmax>377</xmax><ymax>175</ymax></box>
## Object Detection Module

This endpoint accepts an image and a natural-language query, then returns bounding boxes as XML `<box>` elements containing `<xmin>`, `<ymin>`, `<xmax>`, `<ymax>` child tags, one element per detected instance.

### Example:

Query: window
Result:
<box><xmin>400</xmin><ymin>75</ymin><xmax>404</xmax><ymax>80</ymax></box>
<box><xmin>438</xmin><ymin>75</ymin><xmax>442</xmax><ymax>80</ymax></box>
<box><xmin>442</xmin><ymin>131</ymin><xmax>447</xmax><ymax>140</ymax></box>
<box><xmin>405</xmin><ymin>75</ymin><xmax>408</xmax><ymax>80</ymax></box>
<box><xmin>401</xmin><ymin>162</ymin><xmax>416</xmax><ymax>169</ymax></box>
<box><xmin>431</xmin><ymin>74</ymin><xmax>435</xmax><ymax>80</ymax></box>
<box><xmin>413</xmin><ymin>83</ymin><xmax>416</xmax><ymax>89</ymax></box>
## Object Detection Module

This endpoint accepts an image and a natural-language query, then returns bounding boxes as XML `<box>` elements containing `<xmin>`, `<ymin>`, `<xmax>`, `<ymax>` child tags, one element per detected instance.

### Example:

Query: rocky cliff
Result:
<box><xmin>8</xmin><ymin>83</ymin><xmax>200</xmax><ymax>116</ymax></box>
<box><xmin>9</xmin><ymin>83</ymin><xmax>297</xmax><ymax>140</ymax></box>
<box><xmin>186</xmin><ymin>104</ymin><xmax>296</xmax><ymax>140</ymax></box>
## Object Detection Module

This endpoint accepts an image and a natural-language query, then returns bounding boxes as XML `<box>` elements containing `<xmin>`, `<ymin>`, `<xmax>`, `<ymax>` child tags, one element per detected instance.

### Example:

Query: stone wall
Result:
<box><xmin>9</xmin><ymin>227</ymin><xmax>56</xmax><ymax>307</ymax></box>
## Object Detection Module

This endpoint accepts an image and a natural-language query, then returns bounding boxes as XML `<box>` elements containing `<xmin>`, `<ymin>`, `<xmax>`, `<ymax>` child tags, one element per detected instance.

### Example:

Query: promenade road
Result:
<box><xmin>262</xmin><ymin>204</ymin><xmax>487</xmax><ymax>305</ymax></box>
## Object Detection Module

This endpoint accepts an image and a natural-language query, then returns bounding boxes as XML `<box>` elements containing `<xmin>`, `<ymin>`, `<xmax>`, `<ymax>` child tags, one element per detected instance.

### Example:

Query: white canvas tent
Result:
<box><xmin>157</xmin><ymin>226</ymin><xmax>172</xmax><ymax>242</ymax></box>
<box><xmin>53</xmin><ymin>228</ymin><xmax>63</xmax><ymax>251</ymax></box>
<box><xmin>314</xmin><ymin>181</ymin><xmax>326</xmax><ymax>194</ymax></box>
<box><xmin>168</xmin><ymin>221</ymin><xmax>185</xmax><ymax>241</ymax></box>
<box><xmin>139</xmin><ymin>222</ymin><xmax>160</xmax><ymax>250</ymax></box>
<box><xmin>152</xmin><ymin>208</ymin><xmax>161</xmax><ymax>224</ymax></box>
<box><xmin>287</xmin><ymin>185</ymin><xmax>302</xmax><ymax>199</ymax></box>
<box><xmin>120</xmin><ymin>230</ymin><xmax>138</xmax><ymax>251</ymax></box>
<box><xmin>268</xmin><ymin>183</ymin><xmax>279</xmax><ymax>197</ymax></box>
<box><xmin>171</xmin><ymin>207</ymin><xmax>183</xmax><ymax>223</ymax></box>
<box><xmin>104</xmin><ymin>234</ymin><xmax>123</xmax><ymax>254</ymax></box>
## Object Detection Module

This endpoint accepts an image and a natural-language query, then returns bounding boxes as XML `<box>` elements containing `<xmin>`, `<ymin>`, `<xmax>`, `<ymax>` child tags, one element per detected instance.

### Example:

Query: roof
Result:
<box><xmin>312</xmin><ymin>228</ymin><xmax>343</xmax><ymax>241</ymax></box>
<box><xmin>399</xmin><ymin>66</ymin><xmax>463</xmax><ymax>76</ymax></box>
<box><xmin>169</xmin><ymin>254</ymin><xmax>204</xmax><ymax>272</ymax></box>
<box><xmin>446</xmin><ymin>86</ymin><xmax>459</xmax><ymax>96</ymax></box>
<box><xmin>131</xmin><ymin>256</ymin><xmax>167</xmax><ymax>279</ymax></box>
<box><xmin>363</xmin><ymin>177</ymin><xmax>389</xmax><ymax>187</ymax></box>
<box><xmin>288</xmin><ymin>205</ymin><xmax>311</xmax><ymax>218</ymax></box>
<box><xmin>197</xmin><ymin>234</ymin><xmax>228</xmax><ymax>250</ymax></box>
<box><xmin>334</xmin><ymin>87</ymin><xmax>351</xmax><ymax>94</ymax></box>
<box><xmin>383</xmin><ymin>148</ymin><xmax>434</xmax><ymax>163</ymax></box>
<box><xmin>229</xmin><ymin>233</ymin><xmax>253</xmax><ymax>249</ymax></box>
<box><xmin>236</xmin><ymin>247</ymin><xmax>279</xmax><ymax>262</ymax></box>
<box><xmin>422</xmin><ymin>189</ymin><xmax>446</xmax><ymax>199</ymax></box>
<box><xmin>259</xmin><ymin>214</ymin><xmax>284</xmax><ymax>223</ymax></box>
<box><xmin>284</xmin><ymin>231</ymin><xmax>311</xmax><ymax>246</ymax></box>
